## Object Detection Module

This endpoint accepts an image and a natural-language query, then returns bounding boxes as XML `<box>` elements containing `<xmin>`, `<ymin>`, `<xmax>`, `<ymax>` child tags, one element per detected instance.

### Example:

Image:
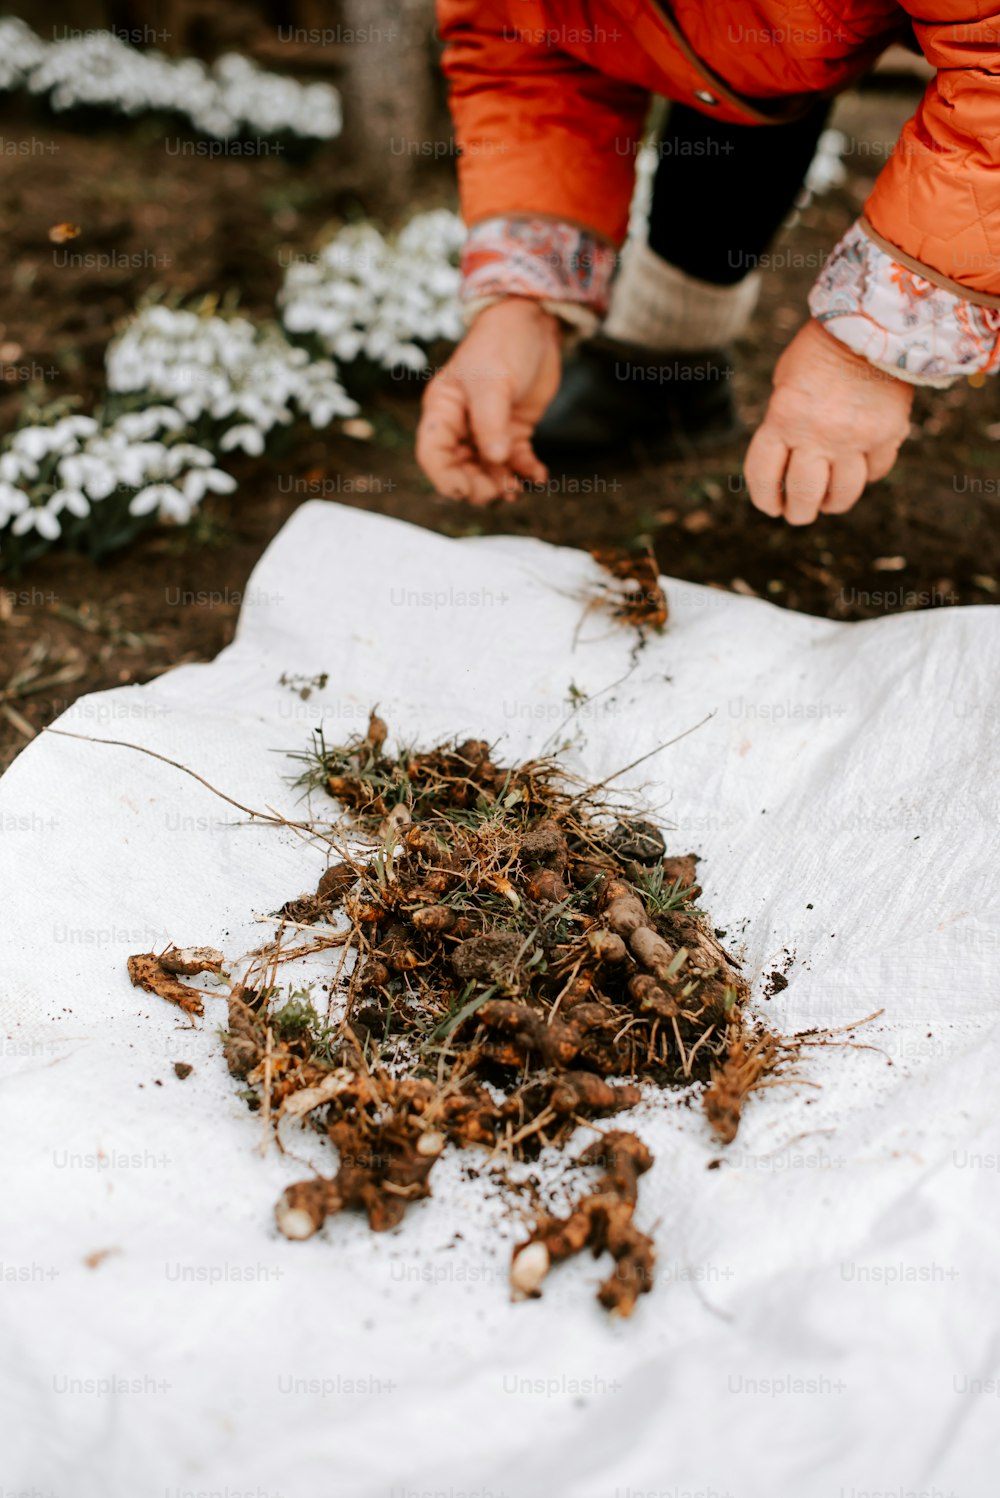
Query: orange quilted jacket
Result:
<box><xmin>438</xmin><ymin>0</ymin><xmax>1000</xmax><ymax>382</ymax></box>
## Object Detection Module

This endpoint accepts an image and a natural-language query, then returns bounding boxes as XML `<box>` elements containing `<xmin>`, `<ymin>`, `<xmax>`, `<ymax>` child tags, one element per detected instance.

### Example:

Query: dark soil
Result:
<box><xmin>1</xmin><ymin>82</ymin><xmax>998</xmax><ymax>772</ymax></box>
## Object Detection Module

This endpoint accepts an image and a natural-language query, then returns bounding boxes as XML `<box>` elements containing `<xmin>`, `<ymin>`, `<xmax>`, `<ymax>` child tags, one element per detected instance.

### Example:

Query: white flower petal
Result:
<box><xmin>11</xmin><ymin>505</ymin><xmax>60</xmax><ymax>539</ymax></box>
<box><xmin>202</xmin><ymin>467</ymin><xmax>236</xmax><ymax>493</ymax></box>
<box><xmin>219</xmin><ymin>424</ymin><xmax>264</xmax><ymax>455</ymax></box>
<box><xmin>129</xmin><ymin>483</ymin><xmax>173</xmax><ymax>517</ymax></box>
<box><xmin>48</xmin><ymin>487</ymin><xmax>90</xmax><ymax>518</ymax></box>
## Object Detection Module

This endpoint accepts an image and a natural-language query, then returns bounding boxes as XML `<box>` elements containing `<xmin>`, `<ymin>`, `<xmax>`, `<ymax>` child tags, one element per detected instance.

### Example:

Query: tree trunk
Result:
<box><xmin>337</xmin><ymin>0</ymin><xmax>446</xmax><ymax>214</ymax></box>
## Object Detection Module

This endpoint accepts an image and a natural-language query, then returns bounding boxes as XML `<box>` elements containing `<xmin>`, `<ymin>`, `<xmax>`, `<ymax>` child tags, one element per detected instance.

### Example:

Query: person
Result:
<box><xmin>415</xmin><ymin>0</ymin><xmax>1000</xmax><ymax>526</ymax></box>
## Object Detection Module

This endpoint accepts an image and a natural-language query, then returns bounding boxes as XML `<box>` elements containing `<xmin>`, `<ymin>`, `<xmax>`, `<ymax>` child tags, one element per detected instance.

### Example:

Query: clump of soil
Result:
<box><xmin>129</xmin><ymin>713</ymin><xmax>802</xmax><ymax>1316</ymax></box>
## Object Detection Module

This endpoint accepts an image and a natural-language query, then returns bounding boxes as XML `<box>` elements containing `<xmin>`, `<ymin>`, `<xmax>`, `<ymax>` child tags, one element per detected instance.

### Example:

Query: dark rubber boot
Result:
<box><xmin>533</xmin><ymin>336</ymin><xmax>742</xmax><ymax>465</ymax></box>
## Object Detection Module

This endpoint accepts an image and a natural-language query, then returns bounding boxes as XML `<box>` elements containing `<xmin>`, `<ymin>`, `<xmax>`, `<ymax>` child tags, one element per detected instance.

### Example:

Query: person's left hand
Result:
<box><xmin>744</xmin><ymin>317</ymin><xmax>914</xmax><ymax>525</ymax></box>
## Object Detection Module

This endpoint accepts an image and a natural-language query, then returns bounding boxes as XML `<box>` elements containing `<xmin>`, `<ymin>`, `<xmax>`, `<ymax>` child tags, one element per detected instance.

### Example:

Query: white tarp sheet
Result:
<box><xmin>2</xmin><ymin>501</ymin><xmax>998</xmax><ymax>1498</ymax></box>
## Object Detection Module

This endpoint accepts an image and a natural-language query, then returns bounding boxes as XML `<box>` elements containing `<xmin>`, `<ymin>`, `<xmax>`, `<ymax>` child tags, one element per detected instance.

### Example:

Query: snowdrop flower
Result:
<box><xmin>62</xmin><ymin>452</ymin><xmax>119</xmax><ymax>500</ymax></box>
<box><xmin>5</xmin><ymin>22</ymin><xmax>341</xmax><ymax>142</ymax></box>
<box><xmin>0</xmin><ymin>482</ymin><xmax>30</xmax><ymax>523</ymax></box>
<box><xmin>89</xmin><ymin>440</ymin><xmax>157</xmax><ymax>490</ymax></box>
<box><xmin>0</xmin><ymin>18</ymin><xmax>45</xmax><ymax>91</ymax></box>
<box><xmin>0</xmin><ymin>451</ymin><xmax>32</xmax><ymax>483</ymax></box>
<box><xmin>167</xmin><ymin>442</ymin><xmax>215</xmax><ymax>470</ymax></box>
<box><xmin>181</xmin><ymin>466</ymin><xmax>235</xmax><ymax>503</ymax></box>
<box><xmin>110</xmin><ymin>406</ymin><xmax>186</xmax><ymax>440</ymax></box>
<box><xmin>203</xmin><ymin>466</ymin><xmax>236</xmax><ymax>493</ymax></box>
<box><xmin>330</xmin><ymin>330</ymin><xmax>365</xmax><ymax>363</ymax></box>
<box><xmin>129</xmin><ymin>482</ymin><xmax>186</xmax><ymax>519</ymax></box>
<box><xmin>40</xmin><ymin>421</ymin><xmax>89</xmax><ymax>458</ymax></box>
<box><xmin>279</xmin><ymin>211</ymin><xmax>466</xmax><ymax>371</ymax></box>
<box><xmin>55</xmin><ymin>453</ymin><xmax>86</xmax><ymax>491</ymax></box>
<box><xmin>48</xmin><ymin>488</ymin><xmax>91</xmax><ymax>518</ymax></box>
<box><xmin>156</xmin><ymin>488</ymin><xmax>193</xmax><ymax>524</ymax></box>
<box><xmin>220</xmin><ymin>424</ymin><xmax>265</xmax><ymax>456</ymax></box>
<box><xmin>52</xmin><ymin>415</ymin><xmax>99</xmax><ymax>443</ymax></box>
<box><xmin>12</xmin><ymin>426</ymin><xmax>60</xmax><ymax>463</ymax></box>
<box><xmin>393</xmin><ymin>343</ymin><xmax>431</xmax><ymax>373</ymax></box>
<box><xmin>107</xmin><ymin>306</ymin><xmax>356</xmax><ymax>436</ymax></box>
<box><xmin>11</xmin><ymin>504</ymin><xmax>60</xmax><ymax>540</ymax></box>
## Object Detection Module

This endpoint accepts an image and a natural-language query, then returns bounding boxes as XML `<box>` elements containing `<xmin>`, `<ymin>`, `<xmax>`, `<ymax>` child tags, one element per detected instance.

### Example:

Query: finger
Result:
<box><xmin>417</xmin><ymin>379</ymin><xmax>475</xmax><ymax>500</ymax></box>
<box><xmin>821</xmin><ymin>452</ymin><xmax>868</xmax><ymax>515</ymax></box>
<box><xmin>498</xmin><ymin>471</ymin><xmax>524</xmax><ymax>505</ymax></box>
<box><xmin>866</xmin><ymin>439</ymin><xmax>901</xmax><ymax>484</ymax></box>
<box><xmin>783</xmin><ymin>450</ymin><xmax>830</xmax><ymax>525</ymax></box>
<box><xmin>450</xmin><ymin>450</ymin><xmax>520</xmax><ymax>508</ymax></box>
<box><xmin>467</xmin><ymin>379</ymin><xmax>514</xmax><ymax>467</ymax></box>
<box><xmin>509</xmin><ymin>436</ymin><xmax>547</xmax><ymax>486</ymax></box>
<box><xmin>744</xmin><ymin>427</ymin><xmax>790</xmax><ymax>517</ymax></box>
<box><xmin>483</xmin><ymin>468</ymin><xmax>523</xmax><ymax>506</ymax></box>
<box><xmin>467</xmin><ymin>468</ymin><xmax>503</xmax><ymax>507</ymax></box>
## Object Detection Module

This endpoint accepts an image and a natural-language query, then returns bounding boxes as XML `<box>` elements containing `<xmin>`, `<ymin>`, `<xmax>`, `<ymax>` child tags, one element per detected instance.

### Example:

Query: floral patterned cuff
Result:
<box><xmin>460</xmin><ymin>216</ymin><xmax>618</xmax><ymax>322</ymax></box>
<box><xmin>809</xmin><ymin>222</ymin><xmax>1000</xmax><ymax>387</ymax></box>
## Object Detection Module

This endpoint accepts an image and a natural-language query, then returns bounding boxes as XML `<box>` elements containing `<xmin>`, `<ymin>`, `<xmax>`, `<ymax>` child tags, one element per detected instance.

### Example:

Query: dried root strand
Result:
<box><xmin>703</xmin><ymin>1027</ymin><xmax>786</xmax><ymax>1143</ymax></box>
<box><xmin>589</xmin><ymin>544</ymin><xmax>668</xmax><ymax>632</ymax></box>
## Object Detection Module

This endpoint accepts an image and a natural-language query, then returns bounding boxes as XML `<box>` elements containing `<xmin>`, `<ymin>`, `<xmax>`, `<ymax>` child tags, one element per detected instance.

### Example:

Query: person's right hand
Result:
<box><xmin>416</xmin><ymin>296</ymin><xmax>562</xmax><ymax>504</ymax></box>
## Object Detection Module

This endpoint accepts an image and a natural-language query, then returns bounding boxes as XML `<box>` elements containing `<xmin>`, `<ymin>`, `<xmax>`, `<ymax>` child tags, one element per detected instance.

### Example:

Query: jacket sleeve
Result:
<box><xmin>810</xmin><ymin>0</ymin><xmax>1000</xmax><ymax>384</ymax></box>
<box><xmin>437</xmin><ymin>0</ymin><xmax>649</xmax><ymax>322</ymax></box>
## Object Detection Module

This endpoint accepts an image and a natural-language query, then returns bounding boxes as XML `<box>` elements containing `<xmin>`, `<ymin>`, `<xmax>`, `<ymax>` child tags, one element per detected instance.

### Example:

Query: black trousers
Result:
<box><xmin>646</xmin><ymin>100</ymin><xmax>832</xmax><ymax>286</ymax></box>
